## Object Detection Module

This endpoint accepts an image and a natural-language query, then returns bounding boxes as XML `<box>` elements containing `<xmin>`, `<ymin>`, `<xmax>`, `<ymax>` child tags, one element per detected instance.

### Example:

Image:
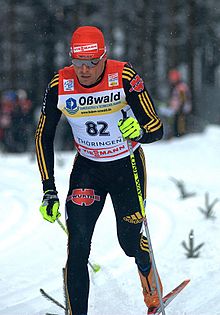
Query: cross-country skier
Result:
<box><xmin>36</xmin><ymin>25</ymin><xmax>164</xmax><ymax>315</ymax></box>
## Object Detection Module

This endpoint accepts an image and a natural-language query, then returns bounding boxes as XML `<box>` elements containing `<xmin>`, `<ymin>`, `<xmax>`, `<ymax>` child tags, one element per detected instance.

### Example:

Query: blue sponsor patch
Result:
<box><xmin>65</xmin><ymin>98</ymin><xmax>78</xmax><ymax>114</ymax></box>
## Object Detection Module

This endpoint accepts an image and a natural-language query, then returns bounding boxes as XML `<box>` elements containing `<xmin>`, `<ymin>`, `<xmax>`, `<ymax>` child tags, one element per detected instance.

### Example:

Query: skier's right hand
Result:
<box><xmin>118</xmin><ymin>116</ymin><xmax>143</xmax><ymax>141</ymax></box>
<box><xmin>39</xmin><ymin>190</ymin><xmax>61</xmax><ymax>223</ymax></box>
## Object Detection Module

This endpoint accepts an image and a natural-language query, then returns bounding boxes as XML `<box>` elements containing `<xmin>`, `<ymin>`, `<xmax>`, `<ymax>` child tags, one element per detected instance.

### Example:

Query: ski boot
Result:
<box><xmin>138</xmin><ymin>264</ymin><xmax>163</xmax><ymax>309</ymax></box>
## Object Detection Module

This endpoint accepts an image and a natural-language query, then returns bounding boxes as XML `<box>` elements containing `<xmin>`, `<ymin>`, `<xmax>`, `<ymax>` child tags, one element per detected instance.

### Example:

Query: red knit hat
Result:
<box><xmin>70</xmin><ymin>26</ymin><xmax>106</xmax><ymax>59</ymax></box>
<box><xmin>168</xmin><ymin>69</ymin><xmax>181</xmax><ymax>82</ymax></box>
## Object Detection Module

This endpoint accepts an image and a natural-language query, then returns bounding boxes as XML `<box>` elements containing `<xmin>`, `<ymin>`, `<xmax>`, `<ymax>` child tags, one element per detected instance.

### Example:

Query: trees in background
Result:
<box><xmin>1</xmin><ymin>0</ymin><xmax>220</xmax><ymax>124</ymax></box>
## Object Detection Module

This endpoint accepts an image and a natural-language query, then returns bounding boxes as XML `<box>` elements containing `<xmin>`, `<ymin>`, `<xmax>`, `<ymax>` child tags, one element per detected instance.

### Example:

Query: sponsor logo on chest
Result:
<box><xmin>79</xmin><ymin>91</ymin><xmax>120</xmax><ymax>105</ymax></box>
<box><xmin>62</xmin><ymin>88</ymin><xmax>122</xmax><ymax>115</ymax></box>
<box><xmin>63</xmin><ymin>79</ymin><xmax>74</xmax><ymax>91</ymax></box>
<box><xmin>108</xmin><ymin>73</ymin><xmax>119</xmax><ymax>87</ymax></box>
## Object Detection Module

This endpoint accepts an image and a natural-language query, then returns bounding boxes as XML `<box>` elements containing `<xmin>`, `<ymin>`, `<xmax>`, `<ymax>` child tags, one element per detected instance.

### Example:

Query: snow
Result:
<box><xmin>1</xmin><ymin>125</ymin><xmax>220</xmax><ymax>315</ymax></box>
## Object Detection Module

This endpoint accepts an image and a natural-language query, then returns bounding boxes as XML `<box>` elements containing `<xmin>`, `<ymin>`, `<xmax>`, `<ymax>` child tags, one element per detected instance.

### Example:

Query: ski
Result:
<box><xmin>147</xmin><ymin>279</ymin><xmax>190</xmax><ymax>315</ymax></box>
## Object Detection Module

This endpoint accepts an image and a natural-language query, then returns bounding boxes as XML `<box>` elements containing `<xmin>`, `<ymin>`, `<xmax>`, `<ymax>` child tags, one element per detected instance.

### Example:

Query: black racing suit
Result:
<box><xmin>35</xmin><ymin>62</ymin><xmax>163</xmax><ymax>315</ymax></box>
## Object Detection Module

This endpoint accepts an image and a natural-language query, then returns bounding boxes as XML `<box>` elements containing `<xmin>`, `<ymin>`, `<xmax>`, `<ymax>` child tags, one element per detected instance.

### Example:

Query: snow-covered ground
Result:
<box><xmin>0</xmin><ymin>125</ymin><xmax>220</xmax><ymax>315</ymax></box>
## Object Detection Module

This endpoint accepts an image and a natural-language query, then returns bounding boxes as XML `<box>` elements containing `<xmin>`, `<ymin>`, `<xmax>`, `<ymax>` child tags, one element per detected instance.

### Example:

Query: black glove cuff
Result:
<box><xmin>133</xmin><ymin>127</ymin><xmax>145</xmax><ymax>142</ymax></box>
<box><xmin>42</xmin><ymin>178</ymin><xmax>56</xmax><ymax>193</ymax></box>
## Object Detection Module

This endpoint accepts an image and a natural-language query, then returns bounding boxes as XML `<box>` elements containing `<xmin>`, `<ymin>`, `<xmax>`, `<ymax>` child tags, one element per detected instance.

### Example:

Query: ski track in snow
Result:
<box><xmin>1</xmin><ymin>126</ymin><xmax>220</xmax><ymax>315</ymax></box>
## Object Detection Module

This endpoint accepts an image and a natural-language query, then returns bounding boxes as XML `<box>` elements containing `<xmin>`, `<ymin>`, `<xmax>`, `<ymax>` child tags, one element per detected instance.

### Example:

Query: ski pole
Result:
<box><xmin>56</xmin><ymin>218</ymin><xmax>101</xmax><ymax>273</ymax></box>
<box><xmin>121</xmin><ymin>109</ymin><xmax>165</xmax><ymax>315</ymax></box>
<box><xmin>126</xmin><ymin>139</ymin><xmax>166</xmax><ymax>315</ymax></box>
<box><xmin>127</xmin><ymin>139</ymin><xmax>166</xmax><ymax>314</ymax></box>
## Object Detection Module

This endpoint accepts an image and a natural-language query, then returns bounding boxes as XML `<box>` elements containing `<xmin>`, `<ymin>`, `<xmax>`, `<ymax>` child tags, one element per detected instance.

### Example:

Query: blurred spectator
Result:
<box><xmin>11</xmin><ymin>89</ymin><xmax>33</xmax><ymax>152</ymax></box>
<box><xmin>158</xmin><ymin>69</ymin><xmax>192</xmax><ymax>139</ymax></box>
<box><xmin>0</xmin><ymin>89</ymin><xmax>33</xmax><ymax>153</ymax></box>
<box><xmin>0</xmin><ymin>90</ymin><xmax>17</xmax><ymax>151</ymax></box>
<box><xmin>167</xmin><ymin>69</ymin><xmax>192</xmax><ymax>137</ymax></box>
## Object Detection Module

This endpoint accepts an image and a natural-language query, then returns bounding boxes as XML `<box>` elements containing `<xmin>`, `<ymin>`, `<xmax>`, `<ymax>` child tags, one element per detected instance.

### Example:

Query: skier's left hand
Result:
<box><xmin>118</xmin><ymin>117</ymin><xmax>143</xmax><ymax>140</ymax></box>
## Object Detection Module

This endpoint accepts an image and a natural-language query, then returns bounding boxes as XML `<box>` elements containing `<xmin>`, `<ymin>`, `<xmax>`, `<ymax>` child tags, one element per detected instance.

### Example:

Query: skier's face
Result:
<box><xmin>73</xmin><ymin>56</ymin><xmax>107</xmax><ymax>86</ymax></box>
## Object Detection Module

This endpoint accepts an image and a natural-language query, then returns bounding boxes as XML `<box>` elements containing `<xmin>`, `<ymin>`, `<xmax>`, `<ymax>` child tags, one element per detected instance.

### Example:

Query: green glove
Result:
<box><xmin>39</xmin><ymin>190</ymin><xmax>61</xmax><ymax>223</ymax></box>
<box><xmin>118</xmin><ymin>117</ymin><xmax>143</xmax><ymax>140</ymax></box>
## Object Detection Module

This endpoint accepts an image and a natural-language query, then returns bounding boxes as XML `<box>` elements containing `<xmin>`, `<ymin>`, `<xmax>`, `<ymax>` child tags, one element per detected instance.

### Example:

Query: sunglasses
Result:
<box><xmin>72</xmin><ymin>49</ymin><xmax>106</xmax><ymax>68</ymax></box>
